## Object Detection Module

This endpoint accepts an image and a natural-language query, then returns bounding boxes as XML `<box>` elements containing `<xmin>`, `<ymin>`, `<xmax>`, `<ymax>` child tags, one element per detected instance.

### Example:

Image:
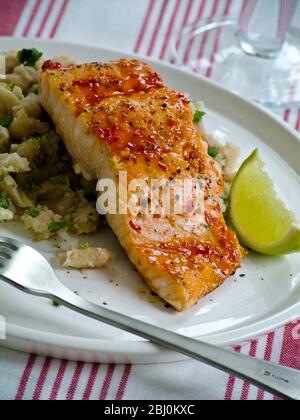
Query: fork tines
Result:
<box><xmin>0</xmin><ymin>237</ymin><xmax>18</xmax><ymax>250</ymax></box>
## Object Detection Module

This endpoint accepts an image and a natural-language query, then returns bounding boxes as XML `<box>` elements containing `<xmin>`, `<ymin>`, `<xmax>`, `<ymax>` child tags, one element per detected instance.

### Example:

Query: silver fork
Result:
<box><xmin>0</xmin><ymin>236</ymin><xmax>299</xmax><ymax>401</ymax></box>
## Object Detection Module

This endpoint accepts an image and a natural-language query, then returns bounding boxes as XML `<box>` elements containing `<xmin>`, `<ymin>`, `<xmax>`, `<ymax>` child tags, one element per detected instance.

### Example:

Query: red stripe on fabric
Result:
<box><xmin>239</xmin><ymin>0</ymin><xmax>251</xmax><ymax>29</ymax></box>
<box><xmin>0</xmin><ymin>0</ymin><xmax>27</xmax><ymax>35</ymax></box>
<box><xmin>277</xmin><ymin>0</ymin><xmax>294</xmax><ymax>40</ymax></box>
<box><xmin>115</xmin><ymin>365</ymin><xmax>132</xmax><ymax>400</ymax></box>
<box><xmin>278</xmin><ymin>323</ymin><xmax>300</xmax><ymax>370</ymax></box>
<box><xmin>257</xmin><ymin>332</ymin><xmax>275</xmax><ymax>400</ymax></box>
<box><xmin>49</xmin><ymin>0</ymin><xmax>69</xmax><ymax>38</ymax></box>
<box><xmin>182</xmin><ymin>0</ymin><xmax>206</xmax><ymax>65</ymax></box>
<box><xmin>240</xmin><ymin>0</ymin><xmax>249</xmax><ymax>14</ymax></box>
<box><xmin>240</xmin><ymin>341</ymin><xmax>258</xmax><ymax>400</ymax></box>
<box><xmin>82</xmin><ymin>363</ymin><xmax>100</xmax><ymax>400</ymax></box>
<box><xmin>263</xmin><ymin>332</ymin><xmax>276</xmax><ymax>361</ymax></box>
<box><xmin>277</xmin><ymin>0</ymin><xmax>286</xmax><ymax>39</ymax></box>
<box><xmin>205</xmin><ymin>0</ymin><xmax>233</xmax><ymax>78</ymax></box>
<box><xmin>239</xmin><ymin>0</ymin><xmax>249</xmax><ymax>29</ymax></box>
<box><xmin>284</xmin><ymin>109</ymin><xmax>291</xmax><ymax>122</ymax></box>
<box><xmin>134</xmin><ymin>0</ymin><xmax>157</xmax><ymax>53</ymax></box>
<box><xmin>193</xmin><ymin>0</ymin><xmax>221</xmax><ymax>72</ymax></box>
<box><xmin>175</xmin><ymin>0</ymin><xmax>193</xmax><ymax>50</ymax></box>
<box><xmin>224</xmin><ymin>346</ymin><xmax>241</xmax><ymax>400</ymax></box>
<box><xmin>66</xmin><ymin>362</ymin><xmax>84</xmax><ymax>400</ymax></box>
<box><xmin>287</xmin><ymin>62</ymin><xmax>300</xmax><ymax>102</ymax></box>
<box><xmin>36</xmin><ymin>0</ymin><xmax>56</xmax><ymax>37</ymax></box>
<box><xmin>159</xmin><ymin>0</ymin><xmax>181</xmax><ymax>60</ymax></box>
<box><xmin>146</xmin><ymin>0</ymin><xmax>169</xmax><ymax>56</ymax></box>
<box><xmin>240</xmin><ymin>0</ymin><xmax>257</xmax><ymax>34</ymax></box>
<box><xmin>274</xmin><ymin>322</ymin><xmax>300</xmax><ymax>400</ymax></box>
<box><xmin>224</xmin><ymin>374</ymin><xmax>236</xmax><ymax>400</ymax></box>
<box><xmin>295</xmin><ymin>109</ymin><xmax>300</xmax><ymax>131</ymax></box>
<box><xmin>15</xmin><ymin>354</ymin><xmax>37</xmax><ymax>400</ymax></box>
<box><xmin>238</xmin><ymin>0</ymin><xmax>252</xmax><ymax>38</ymax></box>
<box><xmin>179</xmin><ymin>0</ymin><xmax>193</xmax><ymax>29</ymax></box>
<box><xmin>99</xmin><ymin>364</ymin><xmax>115</xmax><ymax>400</ymax></box>
<box><xmin>49</xmin><ymin>360</ymin><xmax>68</xmax><ymax>400</ymax></box>
<box><xmin>23</xmin><ymin>0</ymin><xmax>42</xmax><ymax>36</ymax></box>
<box><xmin>32</xmin><ymin>357</ymin><xmax>52</xmax><ymax>400</ymax></box>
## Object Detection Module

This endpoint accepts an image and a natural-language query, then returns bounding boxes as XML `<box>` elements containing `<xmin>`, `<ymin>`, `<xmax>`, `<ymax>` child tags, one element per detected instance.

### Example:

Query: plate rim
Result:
<box><xmin>0</xmin><ymin>37</ymin><xmax>299</xmax><ymax>362</ymax></box>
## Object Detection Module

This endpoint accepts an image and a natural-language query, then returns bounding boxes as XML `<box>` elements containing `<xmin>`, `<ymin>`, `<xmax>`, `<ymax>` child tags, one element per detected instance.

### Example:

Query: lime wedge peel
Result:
<box><xmin>228</xmin><ymin>149</ymin><xmax>300</xmax><ymax>256</ymax></box>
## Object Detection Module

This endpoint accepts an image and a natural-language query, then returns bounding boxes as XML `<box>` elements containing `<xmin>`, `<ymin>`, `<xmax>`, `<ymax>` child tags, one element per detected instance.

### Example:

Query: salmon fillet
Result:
<box><xmin>39</xmin><ymin>59</ymin><xmax>244</xmax><ymax>311</ymax></box>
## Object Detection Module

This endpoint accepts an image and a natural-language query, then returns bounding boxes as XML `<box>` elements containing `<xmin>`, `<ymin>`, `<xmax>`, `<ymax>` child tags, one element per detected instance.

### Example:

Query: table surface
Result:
<box><xmin>0</xmin><ymin>0</ymin><xmax>299</xmax><ymax>401</ymax></box>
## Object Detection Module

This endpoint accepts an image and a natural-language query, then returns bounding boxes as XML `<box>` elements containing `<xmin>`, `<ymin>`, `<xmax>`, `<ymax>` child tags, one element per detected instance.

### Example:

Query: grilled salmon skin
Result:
<box><xmin>40</xmin><ymin>59</ymin><xmax>244</xmax><ymax>311</ymax></box>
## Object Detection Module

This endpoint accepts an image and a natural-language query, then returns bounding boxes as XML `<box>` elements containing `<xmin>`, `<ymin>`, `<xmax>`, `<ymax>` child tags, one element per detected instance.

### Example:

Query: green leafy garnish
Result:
<box><xmin>25</xmin><ymin>208</ymin><xmax>40</xmax><ymax>218</ymax></box>
<box><xmin>79</xmin><ymin>242</ymin><xmax>89</xmax><ymax>250</ymax></box>
<box><xmin>0</xmin><ymin>193</ymin><xmax>9</xmax><ymax>209</ymax></box>
<box><xmin>32</xmin><ymin>135</ymin><xmax>48</xmax><ymax>149</ymax></box>
<box><xmin>48</xmin><ymin>221</ymin><xmax>71</xmax><ymax>234</ymax></box>
<box><xmin>208</xmin><ymin>146</ymin><xmax>219</xmax><ymax>158</ymax></box>
<box><xmin>52</xmin><ymin>299</ymin><xmax>62</xmax><ymax>308</ymax></box>
<box><xmin>17</xmin><ymin>48</ymin><xmax>43</xmax><ymax>67</ymax></box>
<box><xmin>28</xmin><ymin>84</ymin><xmax>38</xmax><ymax>93</ymax></box>
<box><xmin>4</xmin><ymin>82</ymin><xmax>14</xmax><ymax>91</ymax></box>
<box><xmin>1</xmin><ymin>115</ymin><xmax>13</xmax><ymax>128</ymax></box>
<box><xmin>193</xmin><ymin>110</ymin><xmax>206</xmax><ymax>124</ymax></box>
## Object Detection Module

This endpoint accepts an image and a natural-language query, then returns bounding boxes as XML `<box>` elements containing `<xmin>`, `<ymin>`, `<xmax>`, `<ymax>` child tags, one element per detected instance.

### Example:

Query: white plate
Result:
<box><xmin>0</xmin><ymin>38</ymin><xmax>299</xmax><ymax>364</ymax></box>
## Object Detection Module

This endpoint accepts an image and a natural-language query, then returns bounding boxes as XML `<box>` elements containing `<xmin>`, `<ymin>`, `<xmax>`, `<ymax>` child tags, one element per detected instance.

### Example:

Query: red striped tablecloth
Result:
<box><xmin>0</xmin><ymin>0</ymin><xmax>299</xmax><ymax>401</ymax></box>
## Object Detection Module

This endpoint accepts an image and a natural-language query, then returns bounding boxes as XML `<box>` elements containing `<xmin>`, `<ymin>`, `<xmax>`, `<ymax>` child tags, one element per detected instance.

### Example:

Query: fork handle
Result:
<box><xmin>54</xmin><ymin>290</ymin><xmax>300</xmax><ymax>400</ymax></box>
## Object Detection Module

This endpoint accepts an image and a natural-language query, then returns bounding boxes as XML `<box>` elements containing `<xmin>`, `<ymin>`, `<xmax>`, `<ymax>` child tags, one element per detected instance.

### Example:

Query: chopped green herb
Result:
<box><xmin>52</xmin><ymin>299</ymin><xmax>62</xmax><ymax>308</ymax></box>
<box><xmin>32</xmin><ymin>135</ymin><xmax>48</xmax><ymax>149</ymax></box>
<box><xmin>79</xmin><ymin>242</ymin><xmax>89</xmax><ymax>250</ymax></box>
<box><xmin>48</xmin><ymin>221</ymin><xmax>72</xmax><ymax>234</ymax></box>
<box><xmin>208</xmin><ymin>146</ymin><xmax>219</xmax><ymax>158</ymax></box>
<box><xmin>17</xmin><ymin>48</ymin><xmax>43</xmax><ymax>67</ymax></box>
<box><xmin>0</xmin><ymin>193</ymin><xmax>9</xmax><ymax>209</ymax></box>
<box><xmin>1</xmin><ymin>115</ymin><xmax>13</xmax><ymax>128</ymax></box>
<box><xmin>28</xmin><ymin>84</ymin><xmax>38</xmax><ymax>93</ymax></box>
<box><xmin>4</xmin><ymin>82</ymin><xmax>14</xmax><ymax>91</ymax></box>
<box><xmin>25</xmin><ymin>208</ymin><xmax>40</xmax><ymax>218</ymax></box>
<box><xmin>65</xmin><ymin>205</ymin><xmax>78</xmax><ymax>215</ymax></box>
<box><xmin>193</xmin><ymin>110</ymin><xmax>206</xmax><ymax>124</ymax></box>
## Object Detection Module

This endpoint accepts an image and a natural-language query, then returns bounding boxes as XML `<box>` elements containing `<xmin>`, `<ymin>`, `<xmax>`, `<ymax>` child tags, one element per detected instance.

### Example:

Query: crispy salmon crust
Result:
<box><xmin>40</xmin><ymin>59</ymin><xmax>244</xmax><ymax>311</ymax></box>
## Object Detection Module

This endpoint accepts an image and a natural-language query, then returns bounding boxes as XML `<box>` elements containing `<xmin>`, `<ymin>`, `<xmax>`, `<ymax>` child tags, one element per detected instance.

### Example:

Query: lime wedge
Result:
<box><xmin>228</xmin><ymin>149</ymin><xmax>300</xmax><ymax>256</ymax></box>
